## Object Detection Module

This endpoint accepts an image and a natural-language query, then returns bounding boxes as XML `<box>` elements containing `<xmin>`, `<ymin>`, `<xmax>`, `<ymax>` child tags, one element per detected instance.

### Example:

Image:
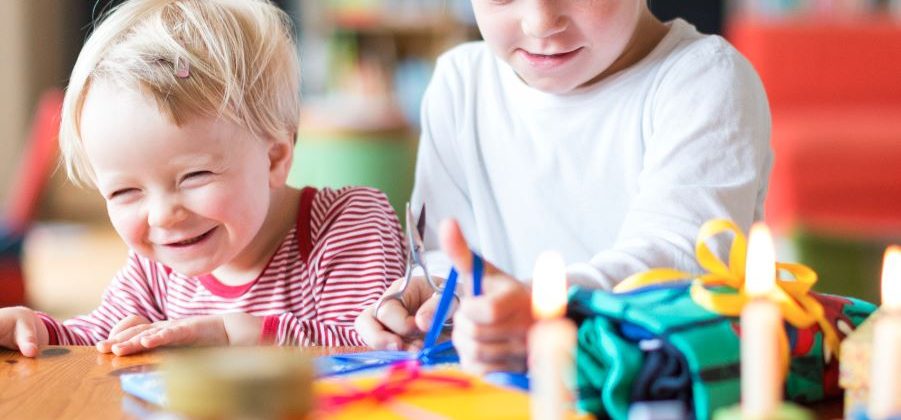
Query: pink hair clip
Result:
<box><xmin>174</xmin><ymin>56</ymin><xmax>190</xmax><ymax>79</ymax></box>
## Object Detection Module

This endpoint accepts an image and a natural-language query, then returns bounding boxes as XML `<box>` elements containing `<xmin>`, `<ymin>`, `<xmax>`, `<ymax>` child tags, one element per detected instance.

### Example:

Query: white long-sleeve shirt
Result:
<box><xmin>411</xmin><ymin>19</ymin><xmax>772</xmax><ymax>288</ymax></box>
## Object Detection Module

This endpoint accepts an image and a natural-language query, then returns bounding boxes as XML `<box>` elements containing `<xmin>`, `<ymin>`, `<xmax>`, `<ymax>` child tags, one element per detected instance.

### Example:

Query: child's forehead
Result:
<box><xmin>83</xmin><ymin>79</ymin><xmax>224</xmax><ymax>132</ymax></box>
<box><xmin>82</xmin><ymin>81</ymin><xmax>252</xmax><ymax>148</ymax></box>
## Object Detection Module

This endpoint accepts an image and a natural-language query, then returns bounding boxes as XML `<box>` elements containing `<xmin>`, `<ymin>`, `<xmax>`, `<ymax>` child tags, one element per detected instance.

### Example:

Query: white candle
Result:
<box><xmin>741</xmin><ymin>223</ymin><xmax>784</xmax><ymax>418</ymax></box>
<box><xmin>869</xmin><ymin>245</ymin><xmax>901</xmax><ymax>419</ymax></box>
<box><xmin>529</xmin><ymin>251</ymin><xmax>577</xmax><ymax>420</ymax></box>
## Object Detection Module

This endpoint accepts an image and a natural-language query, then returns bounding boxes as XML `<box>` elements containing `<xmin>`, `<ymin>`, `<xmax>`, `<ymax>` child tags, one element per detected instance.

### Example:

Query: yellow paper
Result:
<box><xmin>314</xmin><ymin>368</ymin><xmax>589</xmax><ymax>420</ymax></box>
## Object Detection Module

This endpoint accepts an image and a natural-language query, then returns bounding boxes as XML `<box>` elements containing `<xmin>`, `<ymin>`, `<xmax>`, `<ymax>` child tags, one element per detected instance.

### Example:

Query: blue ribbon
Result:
<box><xmin>418</xmin><ymin>252</ymin><xmax>484</xmax><ymax>363</ymax></box>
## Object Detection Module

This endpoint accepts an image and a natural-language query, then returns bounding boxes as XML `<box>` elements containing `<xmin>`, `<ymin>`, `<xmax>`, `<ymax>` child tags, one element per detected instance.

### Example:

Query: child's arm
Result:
<box><xmin>37</xmin><ymin>252</ymin><xmax>167</xmax><ymax>346</ymax></box>
<box><xmin>0</xmin><ymin>306</ymin><xmax>50</xmax><ymax>357</ymax></box>
<box><xmin>569</xmin><ymin>47</ymin><xmax>772</xmax><ymax>289</ymax></box>
<box><xmin>94</xmin><ymin>313</ymin><xmax>259</xmax><ymax>355</ymax></box>
<box><xmin>266</xmin><ymin>187</ymin><xmax>406</xmax><ymax>347</ymax></box>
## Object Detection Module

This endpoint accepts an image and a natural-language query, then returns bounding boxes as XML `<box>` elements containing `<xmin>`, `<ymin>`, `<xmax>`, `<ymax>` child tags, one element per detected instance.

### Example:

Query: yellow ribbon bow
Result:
<box><xmin>613</xmin><ymin>219</ymin><xmax>841</xmax><ymax>364</ymax></box>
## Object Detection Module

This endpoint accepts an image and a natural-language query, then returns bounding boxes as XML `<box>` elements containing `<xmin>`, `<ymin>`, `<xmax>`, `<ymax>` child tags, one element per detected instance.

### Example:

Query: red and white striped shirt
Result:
<box><xmin>38</xmin><ymin>186</ymin><xmax>405</xmax><ymax>347</ymax></box>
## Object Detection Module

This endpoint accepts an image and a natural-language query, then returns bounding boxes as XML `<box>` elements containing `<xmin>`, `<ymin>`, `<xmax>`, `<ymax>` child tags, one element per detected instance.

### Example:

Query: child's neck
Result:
<box><xmin>211</xmin><ymin>186</ymin><xmax>301</xmax><ymax>286</ymax></box>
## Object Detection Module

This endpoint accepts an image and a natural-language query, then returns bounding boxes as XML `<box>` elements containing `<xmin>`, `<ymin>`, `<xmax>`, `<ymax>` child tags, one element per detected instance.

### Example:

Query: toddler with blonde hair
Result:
<box><xmin>0</xmin><ymin>0</ymin><xmax>405</xmax><ymax>357</ymax></box>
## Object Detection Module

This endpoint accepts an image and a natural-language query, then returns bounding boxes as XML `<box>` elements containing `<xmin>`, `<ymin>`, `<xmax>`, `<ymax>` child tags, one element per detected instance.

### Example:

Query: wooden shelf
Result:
<box><xmin>330</xmin><ymin>11</ymin><xmax>464</xmax><ymax>35</ymax></box>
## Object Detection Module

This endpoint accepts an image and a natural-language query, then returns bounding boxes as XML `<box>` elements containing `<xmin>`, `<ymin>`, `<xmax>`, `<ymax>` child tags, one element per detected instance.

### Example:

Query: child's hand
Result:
<box><xmin>97</xmin><ymin>313</ymin><xmax>261</xmax><ymax>356</ymax></box>
<box><xmin>0</xmin><ymin>306</ymin><xmax>49</xmax><ymax>358</ymax></box>
<box><xmin>440</xmin><ymin>219</ymin><xmax>533</xmax><ymax>374</ymax></box>
<box><xmin>96</xmin><ymin>314</ymin><xmax>152</xmax><ymax>353</ymax></box>
<box><xmin>355</xmin><ymin>275</ymin><xmax>436</xmax><ymax>351</ymax></box>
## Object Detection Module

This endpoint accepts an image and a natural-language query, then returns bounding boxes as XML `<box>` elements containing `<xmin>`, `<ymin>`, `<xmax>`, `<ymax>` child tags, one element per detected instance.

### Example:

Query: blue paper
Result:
<box><xmin>120</xmin><ymin>372</ymin><xmax>167</xmax><ymax>407</ymax></box>
<box><xmin>483</xmin><ymin>372</ymin><xmax>530</xmax><ymax>391</ymax></box>
<box><xmin>316</xmin><ymin>344</ymin><xmax>460</xmax><ymax>378</ymax></box>
<box><xmin>315</xmin><ymin>350</ymin><xmax>416</xmax><ymax>377</ymax></box>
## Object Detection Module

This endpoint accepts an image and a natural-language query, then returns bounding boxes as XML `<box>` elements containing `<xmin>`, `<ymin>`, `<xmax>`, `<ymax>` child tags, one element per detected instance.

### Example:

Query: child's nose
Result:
<box><xmin>147</xmin><ymin>194</ymin><xmax>188</xmax><ymax>228</ymax></box>
<box><xmin>521</xmin><ymin>2</ymin><xmax>568</xmax><ymax>39</ymax></box>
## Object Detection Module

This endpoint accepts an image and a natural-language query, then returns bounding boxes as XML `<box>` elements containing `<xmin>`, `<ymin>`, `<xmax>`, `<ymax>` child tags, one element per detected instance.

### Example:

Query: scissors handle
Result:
<box><xmin>373</xmin><ymin>262</ymin><xmax>417</xmax><ymax>318</ymax></box>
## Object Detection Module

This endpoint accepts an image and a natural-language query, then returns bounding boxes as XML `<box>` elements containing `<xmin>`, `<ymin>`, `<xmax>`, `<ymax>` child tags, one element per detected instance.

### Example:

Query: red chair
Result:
<box><xmin>728</xmin><ymin>15</ymin><xmax>901</xmax><ymax>301</ymax></box>
<box><xmin>1</xmin><ymin>89</ymin><xmax>64</xmax><ymax>306</ymax></box>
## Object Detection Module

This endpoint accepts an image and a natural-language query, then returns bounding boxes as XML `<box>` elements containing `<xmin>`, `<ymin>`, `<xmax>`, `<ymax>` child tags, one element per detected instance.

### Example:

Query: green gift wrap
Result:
<box><xmin>568</xmin><ymin>284</ymin><xmax>874</xmax><ymax>420</ymax></box>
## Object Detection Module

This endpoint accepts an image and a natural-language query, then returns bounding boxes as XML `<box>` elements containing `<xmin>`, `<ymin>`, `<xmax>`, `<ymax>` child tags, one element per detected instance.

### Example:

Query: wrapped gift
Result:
<box><xmin>840</xmin><ymin>310</ymin><xmax>879</xmax><ymax>418</ymax></box>
<box><xmin>568</xmin><ymin>219</ymin><xmax>876</xmax><ymax>420</ymax></box>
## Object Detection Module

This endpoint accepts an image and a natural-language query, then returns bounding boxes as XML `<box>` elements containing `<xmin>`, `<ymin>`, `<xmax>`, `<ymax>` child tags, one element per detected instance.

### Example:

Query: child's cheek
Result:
<box><xmin>189</xmin><ymin>186</ymin><xmax>233</xmax><ymax>223</ymax></box>
<box><xmin>107</xmin><ymin>205</ymin><xmax>146</xmax><ymax>249</ymax></box>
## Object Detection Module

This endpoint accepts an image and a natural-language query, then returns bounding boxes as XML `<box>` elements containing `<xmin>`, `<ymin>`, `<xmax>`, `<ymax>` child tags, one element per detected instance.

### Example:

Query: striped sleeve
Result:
<box><xmin>272</xmin><ymin>187</ymin><xmax>405</xmax><ymax>346</ymax></box>
<box><xmin>37</xmin><ymin>251</ymin><xmax>167</xmax><ymax>345</ymax></box>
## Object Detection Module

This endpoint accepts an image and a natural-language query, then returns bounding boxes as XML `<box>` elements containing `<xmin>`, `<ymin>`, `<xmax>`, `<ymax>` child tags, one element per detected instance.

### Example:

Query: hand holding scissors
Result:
<box><xmin>355</xmin><ymin>204</ymin><xmax>481</xmax><ymax>351</ymax></box>
<box><xmin>355</xmin><ymin>206</ymin><xmax>528</xmax><ymax>374</ymax></box>
<box><xmin>374</xmin><ymin>203</ymin><xmax>457</xmax><ymax>321</ymax></box>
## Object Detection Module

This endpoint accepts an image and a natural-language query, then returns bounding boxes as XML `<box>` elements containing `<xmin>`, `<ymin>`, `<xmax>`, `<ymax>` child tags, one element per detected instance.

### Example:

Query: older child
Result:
<box><xmin>357</xmin><ymin>0</ymin><xmax>772</xmax><ymax>373</ymax></box>
<box><xmin>0</xmin><ymin>0</ymin><xmax>404</xmax><ymax>357</ymax></box>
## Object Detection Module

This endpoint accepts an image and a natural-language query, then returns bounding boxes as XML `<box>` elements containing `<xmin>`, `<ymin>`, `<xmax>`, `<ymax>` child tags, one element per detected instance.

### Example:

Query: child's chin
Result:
<box><xmin>163</xmin><ymin>260</ymin><xmax>216</xmax><ymax>277</ymax></box>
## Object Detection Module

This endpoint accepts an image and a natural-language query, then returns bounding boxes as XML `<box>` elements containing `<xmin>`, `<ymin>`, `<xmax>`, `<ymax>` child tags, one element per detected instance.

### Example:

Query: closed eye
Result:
<box><xmin>180</xmin><ymin>170</ymin><xmax>214</xmax><ymax>185</ymax></box>
<box><xmin>108</xmin><ymin>188</ymin><xmax>138</xmax><ymax>200</ymax></box>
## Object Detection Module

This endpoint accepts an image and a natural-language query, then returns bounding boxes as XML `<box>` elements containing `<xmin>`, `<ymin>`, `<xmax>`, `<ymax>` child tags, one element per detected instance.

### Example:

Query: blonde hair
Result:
<box><xmin>59</xmin><ymin>0</ymin><xmax>301</xmax><ymax>186</ymax></box>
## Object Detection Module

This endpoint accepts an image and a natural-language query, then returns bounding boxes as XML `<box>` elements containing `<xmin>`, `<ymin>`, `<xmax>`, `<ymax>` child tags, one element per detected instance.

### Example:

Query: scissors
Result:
<box><xmin>375</xmin><ymin>202</ymin><xmax>457</xmax><ymax>320</ymax></box>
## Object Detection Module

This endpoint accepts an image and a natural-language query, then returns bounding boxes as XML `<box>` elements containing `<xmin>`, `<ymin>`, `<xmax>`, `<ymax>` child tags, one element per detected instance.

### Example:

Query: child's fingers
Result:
<box><xmin>439</xmin><ymin>219</ymin><xmax>474</xmax><ymax>272</ymax></box>
<box><xmin>139</xmin><ymin>325</ymin><xmax>191</xmax><ymax>348</ymax></box>
<box><xmin>404</xmin><ymin>337</ymin><xmax>424</xmax><ymax>353</ymax></box>
<box><xmin>110</xmin><ymin>327</ymin><xmax>158</xmax><ymax>356</ymax></box>
<box><xmin>111</xmin><ymin>336</ymin><xmax>149</xmax><ymax>356</ymax></box>
<box><xmin>113</xmin><ymin>323</ymin><xmax>155</xmax><ymax>341</ymax></box>
<box><xmin>100</xmin><ymin>323</ymin><xmax>155</xmax><ymax>353</ymax></box>
<box><xmin>374</xmin><ymin>298</ymin><xmax>420</xmax><ymax>338</ymax></box>
<box><xmin>439</xmin><ymin>218</ymin><xmax>508</xmax><ymax>296</ymax></box>
<box><xmin>414</xmin><ymin>292</ymin><xmax>457</xmax><ymax>333</ymax></box>
<box><xmin>452</xmin><ymin>311</ymin><xmax>526</xmax><ymax>343</ymax></box>
<box><xmin>438</xmin><ymin>218</ymin><xmax>502</xmax><ymax>278</ymax></box>
<box><xmin>99</xmin><ymin>315</ymin><xmax>152</xmax><ymax>352</ymax></box>
<box><xmin>96</xmin><ymin>340</ymin><xmax>113</xmax><ymax>353</ymax></box>
<box><xmin>110</xmin><ymin>333</ymin><xmax>146</xmax><ymax>356</ymax></box>
<box><xmin>15</xmin><ymin>318</ymin><xmax>39</xmax><ymax>358</ymax></box>
<box><xmin>458</xmin><ymin>353</ymin><xmax>527</xmax><ymax>375</ymax></box>
<box><xmin>354</xmin><ymin>308</ymin><xmax>405</xmax><ymax>350</ymax></box>
<box><xmin>458</xmin><ymin>279</ymin><xmax>531</xmax><ymax>325</ymax></box>
<box><xmin>452</xmin><ymin>322</ymin><xmax>527</xmax><ymax>364</ymax></box>
<box><xmin>109</xmin><ymin>314</ymin><xmax>151</xmax><ymax>337</ymax></box>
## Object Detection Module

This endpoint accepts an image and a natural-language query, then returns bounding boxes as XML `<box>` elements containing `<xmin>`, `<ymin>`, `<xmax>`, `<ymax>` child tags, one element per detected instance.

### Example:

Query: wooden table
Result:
<box><xmin>1</xmin><ymin>346</ymin><xmax>844</xmax><ymax>419</ymax></box>
<box><xmin>0</xmin><ymin>346</ymin><xmax>365</xmax><ymax>419</ymax></box>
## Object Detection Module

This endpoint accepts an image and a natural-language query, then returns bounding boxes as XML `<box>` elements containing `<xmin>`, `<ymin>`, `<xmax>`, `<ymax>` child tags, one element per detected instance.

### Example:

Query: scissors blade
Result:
<box><xmin>417</xmin><ymin>204</ymin><xmax>426</xmax><ymax>241</ymax></box>
<box><xmin>405</xmin><ymin>203</ymin><xmax>425</xmax><ymax>253</ymax></box>
<box><xmin>404</xmin><ymin>203</ymin><xmax>417</xmax><ymax>250</ymax></box>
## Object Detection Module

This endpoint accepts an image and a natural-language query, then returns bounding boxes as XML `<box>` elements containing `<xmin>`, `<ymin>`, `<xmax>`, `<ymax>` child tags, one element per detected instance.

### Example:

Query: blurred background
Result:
<box><xmin>1</xmin><ymin>0</ymin><xmax>899</xmax><ymax>319</ymax></box>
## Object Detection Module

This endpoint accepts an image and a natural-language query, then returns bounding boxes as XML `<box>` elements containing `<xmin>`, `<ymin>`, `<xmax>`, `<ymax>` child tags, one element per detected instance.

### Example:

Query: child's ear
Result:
<box><xmin>267</xmin><ymin>136</ymin><xmax>294</xmax><ymax>188</ymax></box>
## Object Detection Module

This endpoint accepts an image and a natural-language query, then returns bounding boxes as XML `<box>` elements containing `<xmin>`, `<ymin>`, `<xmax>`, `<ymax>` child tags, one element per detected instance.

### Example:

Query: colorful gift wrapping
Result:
<box><xmin>568</xmin><ymin>219</ymin><xmax>876</xmax><ymax>420</ymax></box>
<box><xmin>840</xmin><ymin>310</ymin><xmax>877</xmax><ymax>418</ymax></box>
